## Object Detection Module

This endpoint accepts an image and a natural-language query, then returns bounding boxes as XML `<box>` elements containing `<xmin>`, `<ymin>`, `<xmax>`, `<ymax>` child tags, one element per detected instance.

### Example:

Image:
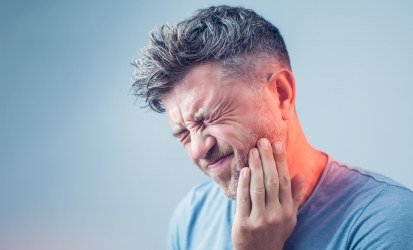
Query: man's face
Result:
<box><xmin>162</xmin><ymin>62</ymin><xmax>286</xmax><ymax>199</ymax></box>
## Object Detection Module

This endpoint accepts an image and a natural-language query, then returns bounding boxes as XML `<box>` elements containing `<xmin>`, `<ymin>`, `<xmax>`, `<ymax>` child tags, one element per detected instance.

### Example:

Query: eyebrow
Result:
<box><xmin>193</xmin><ymin>113</ymin><xmax>205</xmax><ymax>122</ymax></box>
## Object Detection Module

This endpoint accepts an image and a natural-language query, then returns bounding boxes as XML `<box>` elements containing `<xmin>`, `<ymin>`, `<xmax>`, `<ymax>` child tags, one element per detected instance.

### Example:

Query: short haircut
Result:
<box><xmin>132</xmin><ymin>5</ymin><xmax>291</xmax><ymax>113</ymax></box>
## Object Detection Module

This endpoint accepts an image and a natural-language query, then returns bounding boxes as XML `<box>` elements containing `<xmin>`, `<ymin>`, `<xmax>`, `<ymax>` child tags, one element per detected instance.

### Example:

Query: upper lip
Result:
<box><xmin>206</xmin><ymin>153</ymin><xmax>232</xmax><ymax>168</ymax></box>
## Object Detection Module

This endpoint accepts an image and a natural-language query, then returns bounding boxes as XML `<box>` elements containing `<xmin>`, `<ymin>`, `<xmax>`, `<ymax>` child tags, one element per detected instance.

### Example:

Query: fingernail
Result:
<box><xmin>259</xmin><ymin>139</ymin><xmax>268</xmax><ymax>149</ymax></box>
<box><xmin>242</xmin><ymin>168</ymin><xmax>249</xmax><ymax>177</ymax></box>
<box><xmin>273</xmin><ymin>142</ymin><xmax>282</xmax><ymax>153</ymax></box>
<box><xmin>251</xmin><ymin>148</ymin><xmax>258</xmax><ymax>159</ymax></box>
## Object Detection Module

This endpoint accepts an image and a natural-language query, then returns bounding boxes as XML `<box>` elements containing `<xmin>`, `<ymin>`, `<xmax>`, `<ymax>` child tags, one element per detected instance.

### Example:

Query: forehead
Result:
<box><xmin>162</xmin><ymin>62</ymin><xmax>246</xmax><ymax>123</ymax></box>
<box><xmin>167</xmin><ymin>62</ymin><xmax>223</xmax><ymax>101</ymax></box>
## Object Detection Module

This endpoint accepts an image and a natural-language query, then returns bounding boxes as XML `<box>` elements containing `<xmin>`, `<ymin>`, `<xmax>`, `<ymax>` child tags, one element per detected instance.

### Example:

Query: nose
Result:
<box><xmin>189</xmin><ymin>131</ymin><xmax>216</xmax><ymax>160</ymax></box>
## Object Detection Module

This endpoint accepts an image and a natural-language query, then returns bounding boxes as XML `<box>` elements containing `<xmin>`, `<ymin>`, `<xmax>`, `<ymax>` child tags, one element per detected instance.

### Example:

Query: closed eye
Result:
<box><xmin>173</xmin><ymin>129</ymin><xmax>190</xmax><ymax>143</ymax></box>
<box><xmin>172</xmin><ymin>129</ymin><xmax>186</xmax><ymax>138</ymax></box>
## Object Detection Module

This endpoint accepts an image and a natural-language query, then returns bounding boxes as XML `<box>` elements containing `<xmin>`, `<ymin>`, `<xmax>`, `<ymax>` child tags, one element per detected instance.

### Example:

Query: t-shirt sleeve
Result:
<box><xmin>347</xmin><ymin>185</ymin><xmax>413</xmax><ymax>249</ymax></box>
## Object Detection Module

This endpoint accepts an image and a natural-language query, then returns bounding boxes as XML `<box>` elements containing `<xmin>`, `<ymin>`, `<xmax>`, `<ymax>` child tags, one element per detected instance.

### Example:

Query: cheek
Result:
<box><xmin>208</xmin><ymin>123</ymin><xmax>256</xmax><ymax>151</ymax></box>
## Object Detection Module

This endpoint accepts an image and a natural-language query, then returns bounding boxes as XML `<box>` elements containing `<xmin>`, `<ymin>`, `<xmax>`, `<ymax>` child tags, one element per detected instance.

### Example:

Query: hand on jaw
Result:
<box><xmin>232</xmin><ymin>138</ymin><xmax>305</xmax><ymax>250</ymax></box>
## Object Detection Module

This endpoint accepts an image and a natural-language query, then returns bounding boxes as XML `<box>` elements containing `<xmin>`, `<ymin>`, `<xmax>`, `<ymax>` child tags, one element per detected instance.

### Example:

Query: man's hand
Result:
<box><xmin>232</xmin><ymin>138</ymin><xmax>305</xmax><ymax>250</ymax></box>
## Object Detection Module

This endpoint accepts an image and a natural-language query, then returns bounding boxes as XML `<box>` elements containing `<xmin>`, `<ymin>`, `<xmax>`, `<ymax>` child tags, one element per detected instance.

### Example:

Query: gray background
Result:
<box><xmin>1</xmin><ymin>0</ymin><xmax>412</xmax><ymax>249</ymax></box>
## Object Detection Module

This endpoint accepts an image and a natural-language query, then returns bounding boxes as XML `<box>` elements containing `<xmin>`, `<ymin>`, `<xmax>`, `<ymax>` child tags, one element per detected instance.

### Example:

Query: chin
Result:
<box><xmin>217</xmin><ymin>172</ymin><xmax>239</xmax><ymax>200</ymax></box>
<box><xmin>223</xmin><ymin>156</ymin><xmax>246</xmax><ymax>200</ymax></box>
<box><xmin>219</xmin><ymin>186</ymin><xmax>237</xmax><ymax>200</ymax></box>
<box><xmin>212</xmin><ymin>151</ymin><xmax>247</xmax><ymax>200</ymax></box>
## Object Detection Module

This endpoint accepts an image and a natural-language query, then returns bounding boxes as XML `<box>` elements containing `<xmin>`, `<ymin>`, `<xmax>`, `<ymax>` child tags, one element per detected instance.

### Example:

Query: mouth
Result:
<box><xmin>207</xmin><ymin>153</ymin><xmax>233</xmax><ymax>173</ymax></box>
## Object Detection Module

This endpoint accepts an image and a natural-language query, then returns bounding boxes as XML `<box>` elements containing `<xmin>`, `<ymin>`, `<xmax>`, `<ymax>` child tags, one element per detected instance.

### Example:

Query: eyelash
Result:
<box><xmin>179</xmin><ymin>131</ymin><xmax>190</xmax><ymax>144</ymax></box>
<box><xmin>178</xmin><ymin>122</ymin><xmax>203</xmax><ymax>144</ymax></box>
<box><xmin>177</xmin><ymin>113</ymin><xmax>219</xmax><ymax>144</ymax></box>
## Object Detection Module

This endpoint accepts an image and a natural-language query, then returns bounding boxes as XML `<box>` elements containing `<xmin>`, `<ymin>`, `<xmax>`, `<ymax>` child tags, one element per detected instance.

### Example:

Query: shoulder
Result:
<box><xmin>323</xmin><ymin>159</ymin><xmax>410</xmax><ymax>200</ymax></box>
<box><xmin>327</xmin><ymin>159</ymin><xmax>413</xmax><ymax>219</ymax></box>
<box><xmin>347</xmin><ymin>184</ymin><xmax>413</xmax><ymax>249</ymax></box>
<box><xmin>327</xmin><ymin>159</ymin><xmax>405</xmax><ymax>186</ymax></box>
<box><xmin>327</xmin><ymin>160</ymin><xmax>413</xmax><ymax>249</ymax></box>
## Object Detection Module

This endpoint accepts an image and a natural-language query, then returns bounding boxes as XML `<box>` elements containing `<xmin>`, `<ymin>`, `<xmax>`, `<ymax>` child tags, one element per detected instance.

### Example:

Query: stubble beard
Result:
<box><xmin>207</xmin><ymin>109</ymin><xmax>288</xmax><ymax>200</ymax></box>
<box><xmin>226</xmin><ymin>125</ymin><xmax>288</xmax><ymax>200</ymax></box>
<box><xmin>208</xmin><ymin>147</ymin><xmax>248</xmax><ymax>200</ymax></box>
<box><xmin>226</xmin><ymin>151</ymin><xmax>248</xmax><ymax>200</ymax></box>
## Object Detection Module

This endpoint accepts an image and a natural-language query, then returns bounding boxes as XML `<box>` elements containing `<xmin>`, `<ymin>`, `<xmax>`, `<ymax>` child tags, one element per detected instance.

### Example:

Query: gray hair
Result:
<box><xmin>132</xmin><ymin>5</ymin><xmax>291</xmax><ymax>113</ymax></box>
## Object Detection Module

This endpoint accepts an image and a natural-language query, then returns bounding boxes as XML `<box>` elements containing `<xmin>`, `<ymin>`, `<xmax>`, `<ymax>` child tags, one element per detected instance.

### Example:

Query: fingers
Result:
<box><xmin>236</xmin><ymin>167</ymin><xmax>251</xmax><ymax>218</ymax></box>
<box><xmin>272</xmin><ymin>142</ymin><xmax>293</xmax><ymax>207</ymax></box>
<box><xmin>232</xmin><ymin>139</ymin><xmax>303</xmax><ymax>249</ymax></box>
<box><xmin>249</xmin><ymin>148</ymin><xmax>266</xmax><ymax>215</ymax></box>
<box><xmin>257</xmin><ymin>138</ymin><xmax>279</xmax><ymax>207</ymax></box>
<box><xmin>236</xmin><ymin>138</ymin><xmax>305</xmax><ymax>220</ymax></box>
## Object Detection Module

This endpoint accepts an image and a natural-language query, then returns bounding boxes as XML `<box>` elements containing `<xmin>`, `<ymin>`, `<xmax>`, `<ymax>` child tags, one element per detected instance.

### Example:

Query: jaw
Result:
<box><xmin>217</xmin><ymin>178</ymin><xmax>238</xmax><ymax>200</ymax></box>
<box><xmin>210</xmin><ymin>170</ymin><xmax>238</xmax><ymax>200</ymax></box>
<box><xmin>216</xmin><ymin>154</ymin><xmax>247</xmax><ymax>200</ymax></box>
<box><xmin>221</xmin><ymin>172</ymin><xmax>239</xmax><ymax>200</ymax></box>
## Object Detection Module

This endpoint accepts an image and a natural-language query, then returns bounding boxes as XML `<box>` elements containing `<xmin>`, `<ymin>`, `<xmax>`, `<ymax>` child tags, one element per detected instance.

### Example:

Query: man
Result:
<box><xmin>132</xmin><ymin>5</ymin><xmax>413</xmax><ymax>250</ymax></box>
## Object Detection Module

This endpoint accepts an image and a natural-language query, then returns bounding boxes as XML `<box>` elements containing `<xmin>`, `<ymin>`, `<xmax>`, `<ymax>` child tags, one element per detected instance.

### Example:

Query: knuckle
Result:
<box><xmin>240</xmin><ymin>195</ymin><xmax>250</xmax><ymax>204</ymax></box>
<box><xmin>267</xmin><ymin>214</ymin><xmax>281</xmax><ymax>225</ymax></box>
<box><xmin>251</xmin><ymin>159</ymin><xmax>261</xmax><ymax>169</ymax></box>
<box><xmin>238</xmin><ymin>219</ymin><xmax>260</xmax><ymax>232</ymax></box>
<box><xmin>253</xmin><ymin>184</ymin><xmax>265</xmax><ymax>194</ymax></box>
<box><xmin>250</xmin><ymin>219</ymin><xmax>265</xmax><ymax>231</ymax></box>
<box><xmin>283</xmin><ymin>209</ymin><xmax>294</xmax><ymax>219</ymax></box>
<box><xmin>238</xmin><ymin>220</ymin><xmax>250</xmax><ymax>230</ymax></box>
<box><xmin>266</xmin><ymin>177</ymin><xmax>279</xmax><ymax>187</ymax></box>
<box><xmin>279</xmin><ymin>175</ymin><xmax>290</xmax><ymax>187</ymax></box>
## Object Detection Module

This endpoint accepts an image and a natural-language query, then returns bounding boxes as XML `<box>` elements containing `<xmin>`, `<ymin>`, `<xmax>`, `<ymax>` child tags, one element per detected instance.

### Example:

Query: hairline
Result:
<box><xmin>159</xmin><ymin>52</ymin><xmax>285</xmax><ymax>103</ymax></box>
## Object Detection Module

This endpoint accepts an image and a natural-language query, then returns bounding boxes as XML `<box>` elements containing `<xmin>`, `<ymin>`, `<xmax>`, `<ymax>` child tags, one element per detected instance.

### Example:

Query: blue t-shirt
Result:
<box><xmin>167</xmin><ymin>157</ymin><xmax>413</xmax><ymax>249</ymax></box>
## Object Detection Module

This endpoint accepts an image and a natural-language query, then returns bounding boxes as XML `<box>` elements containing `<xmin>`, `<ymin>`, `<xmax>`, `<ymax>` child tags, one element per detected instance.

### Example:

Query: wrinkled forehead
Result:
<box><xmin>163</xmin><ymin>62</ymin><xmax>220</xmax><ymax>97</ymax></box>
<box><xmin>161</xmin><ymin>62</ymin><xmax>252</xmax><ymax>126</ymax></box>
<box><xmin>162</xmin><ymin>63</ymin><xmax>222</xmax><ymax>116</ymax></box>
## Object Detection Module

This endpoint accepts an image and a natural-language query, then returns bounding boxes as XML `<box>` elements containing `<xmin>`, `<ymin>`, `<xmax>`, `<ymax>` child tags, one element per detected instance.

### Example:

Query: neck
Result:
<box><xmin>285</xmin><ymin>116</ymin><xmax>328</xmax><ymax>206</ymax></box>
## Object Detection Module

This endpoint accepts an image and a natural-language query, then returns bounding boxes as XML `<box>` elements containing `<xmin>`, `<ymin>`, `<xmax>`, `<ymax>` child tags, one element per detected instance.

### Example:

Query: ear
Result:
<box><xmin>268</xmin><ymin>69</ymin><xmax>296</xmax><ymax>120</ymax></box>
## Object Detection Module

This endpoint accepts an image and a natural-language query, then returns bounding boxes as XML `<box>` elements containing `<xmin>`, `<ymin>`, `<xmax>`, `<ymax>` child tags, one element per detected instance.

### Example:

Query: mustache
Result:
<box><xmin>203</xmin><ymin>144</ymin><xmax>234</xmax><ymax>166</ymax></box>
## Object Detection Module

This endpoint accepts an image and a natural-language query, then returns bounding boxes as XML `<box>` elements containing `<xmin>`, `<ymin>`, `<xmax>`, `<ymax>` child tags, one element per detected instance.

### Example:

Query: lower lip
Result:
<box><xmin>208</xmin><ymin>154</ymin><xmax>232</xmax><ymax>173</ymax></box>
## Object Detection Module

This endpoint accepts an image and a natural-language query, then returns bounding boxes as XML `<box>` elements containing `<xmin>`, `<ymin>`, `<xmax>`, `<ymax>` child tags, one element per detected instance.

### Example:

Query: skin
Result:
<box><xmin>162</xmin><ymin>60</ymin><xmax>327</xmax><ymax>249</ymax></box>
<box><xmin>232</xmin><ymin>139</ymin><xmax>304</xmax><ymax>249</ymax></box>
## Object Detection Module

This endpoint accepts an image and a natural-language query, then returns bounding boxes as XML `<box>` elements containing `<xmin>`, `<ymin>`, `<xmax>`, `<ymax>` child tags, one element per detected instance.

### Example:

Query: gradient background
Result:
<box><xmin>1</xmin><ymin>1</ymin><xmax>412</xmax><ymax>249</ymax></box>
